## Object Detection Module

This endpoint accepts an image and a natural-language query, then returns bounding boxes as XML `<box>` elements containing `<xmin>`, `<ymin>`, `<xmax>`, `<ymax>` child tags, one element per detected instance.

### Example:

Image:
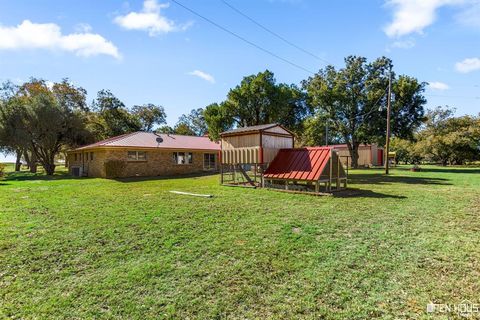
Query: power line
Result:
<box><xmin>220</xmin><ymin>0</ymin><xmax>332</xmax><ymax>66</ymax></box>
<box><xmin>170</xmin><ymin>0</ymin><xmax>316</xmax><ymax>74</ymax></box>
<box><xmin>356</xmin><ymin>84</ymin><xmax>390</xmax><ymax>121</ymax></box>
<box><xmin>325</xmin><ymin>84</ymin><xmax>390</xmax><ymax>123</ymax></box>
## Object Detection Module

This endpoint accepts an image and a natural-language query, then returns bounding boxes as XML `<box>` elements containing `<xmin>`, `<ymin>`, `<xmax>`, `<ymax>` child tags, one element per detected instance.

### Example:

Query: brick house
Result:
<box><xmin>67</xmin><ymin>132</ymin><xmax>220</xmax><ymax>178</ymax></box>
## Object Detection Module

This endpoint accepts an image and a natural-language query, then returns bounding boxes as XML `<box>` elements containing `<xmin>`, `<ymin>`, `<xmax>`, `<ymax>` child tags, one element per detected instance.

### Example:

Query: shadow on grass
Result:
<box><xmin>417</xmin><ymin>167</ymin><xmax>480</xmax><ymax>174</ymax></box>
<box><xmin>1</xmin><ymin>170</ymin><xmax>217</xmax><ymax>185</ymax></box>
<box><xmin>2</xmin><ymin>171</ymin><xmax>79</xmax><ymax>183</ymax></box>
<box><xmin>333</xmin><ymin>188</ymin><xmax>407</xmax><ymax>199</ymax></box>
<box><xmin>349</xmin><ymin>173</ymin><xmax>451</xmax><ymax>186</ymax></box>
<box><xmin>114</xmin><ymin>172</ymin><xmax>218</xmax><ymax>183</ymax></box>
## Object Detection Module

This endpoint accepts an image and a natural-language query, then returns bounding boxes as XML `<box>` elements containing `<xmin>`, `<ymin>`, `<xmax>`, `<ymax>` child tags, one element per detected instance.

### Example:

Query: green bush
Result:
<box><xmin>104</xmin><ymin>160</ymin><xmax>126</xmax><ymax>178</ymax></box>
<box><xmin>0</xmin><ymin>163</ymin><xmax>5</xmax><ymax>177</ymax></box>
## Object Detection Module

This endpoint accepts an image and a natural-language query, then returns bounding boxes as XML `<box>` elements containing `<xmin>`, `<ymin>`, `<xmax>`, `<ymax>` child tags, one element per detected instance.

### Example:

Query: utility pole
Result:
<box><xmin>385</xmin><ymin>65</ymin><xmax>392</xmax><ymax>175</ymax></box>
<box><xmin>325</xmin><ymin>119</ymin><xmax>329</xmax><ymax>146</ymax></box>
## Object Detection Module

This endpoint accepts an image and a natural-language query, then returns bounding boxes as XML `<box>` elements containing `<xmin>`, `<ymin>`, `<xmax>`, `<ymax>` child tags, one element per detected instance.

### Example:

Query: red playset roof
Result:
<box><xmin>263</xmin><ymin>147</ymin><xmax>332</xmax><ymax>181</ymax></box>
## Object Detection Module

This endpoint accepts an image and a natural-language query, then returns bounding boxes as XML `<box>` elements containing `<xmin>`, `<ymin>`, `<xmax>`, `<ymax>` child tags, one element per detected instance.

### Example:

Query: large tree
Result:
<box><xmin>299</xmin><ymin>113</ymin><xmax>343</xmax><ymax>147</ymax></box>
<box><xmin>1</xmin><ymin>79</ymin><xmax>92</xmax><ymax>175</ymax></box>
<box><xmin>173</xmin><ymin>123</ymin><xmax>196</xmax><ymax>136</ymax></box>
<box><xmin>156</xmin><ymin>125</ymin><xmax>175</xmax><ymax>134</ymax></box>
<box><xmin>91</xmin><ymin>89</ymin><xmax>141</xmax><ymax>138</ymax></box>
<box><xmin>415</xmin><ymin>106</ymin><xmax>480</xmax><ymax>165</ymax></box>
<box><xmin>0</xmin><ymin>81</ymin><xmax>24</xmax><ymax>171</ymax></box>
<box><xmin>176</xmin><ymin>108</ymin><xmax>208</xmax><ymax>136</ymax></box>
<box><xmin>203</xmin><ymin>102</ymin><xmax>232</xmax><ymax>141</ymax></box>
<box><xmin>303</xmin><ymin>56</ymin><xmax>426</xmax><ymax>168</ymax></box>
<box><xmin>204</xmin><ymin>70</ymin><xmax>308</xmax><ymax>140</ymax></box>
<box><xmin>132</xmin><ymin>103</ymin><xmax>166</xmax><ymax>132</ymax></box>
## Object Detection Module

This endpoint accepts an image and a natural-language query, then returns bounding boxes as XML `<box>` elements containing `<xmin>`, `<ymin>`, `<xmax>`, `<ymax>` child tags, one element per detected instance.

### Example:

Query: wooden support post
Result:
<box><xmin>285</xmin><ymin>180</ymin><xmax>289</xmax><ymax>190</ymax></box>
<box><xmin>337</xmin><ymin>153</ymin><xmax>340</xmax><ymax>190</ymax></box>
<box><xmin>220</xmin><ymin>164</ymin><xmax>224</xmax><ymax>185</ymax></box>
<box><xmin>233</xmin><ymin>164</ymin><xmax>236</xmax><ymax>184</ymax></box>
<box><xmin>315</xmin><ymin>181</ymin><xmax>320</xmax><ymax>193</ymax></box>
<box><xmin>329</xmin><ymin>150</ymin><xmax>333</xmax><ymax>192</ymax></box>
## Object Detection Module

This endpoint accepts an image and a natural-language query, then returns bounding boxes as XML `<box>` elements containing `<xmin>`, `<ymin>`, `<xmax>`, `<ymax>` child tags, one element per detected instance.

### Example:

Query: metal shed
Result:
<box><xmin>330</xmin><ymin>143</ymin><xmax>384</xmax><ymax>167</ymax></box>
<box><xmin>263</xmin><ymin>147</ymin><xmax>347</xmax><ymax>193</ymax></box>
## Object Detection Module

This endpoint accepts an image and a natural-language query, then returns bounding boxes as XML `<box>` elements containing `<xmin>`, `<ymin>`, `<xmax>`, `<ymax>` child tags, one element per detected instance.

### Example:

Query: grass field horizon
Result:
<box><xmin>1</xmin><ymin>165</ymin><xmax>479</xmax><ymax>319</ymax></box>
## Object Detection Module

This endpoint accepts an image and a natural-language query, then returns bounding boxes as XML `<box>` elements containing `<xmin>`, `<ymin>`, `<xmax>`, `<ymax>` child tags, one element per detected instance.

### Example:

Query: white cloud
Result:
<box><xmin>456</xmin><ymin>1</ymin><xmax>480</xmax><ymax>27</ymax></box>
<box><xmin>74</xmin><ymin>23</ymin><xmax>93</xmax><ymax>33</ymax></box>
<box><xmin>384</xmin><ymin>0</ymin><xmax>462</xmax><ymax>38</ymax></box>
<box><xmin>455</xmin><ymin>57</ymin><xmax>480</xmax><ymax>73</ymax></box>
<box><xmin>428</xmin><ymin>81</ymin><xmax>450</xmax><ymax>90</ymax></box>
<box><xmin>114</xmin><ymin>0</ymin><xmax>191</xmax><ymax>36</ymax></box>
<box><xmin>0</xmin><ymin>20</ymin><xmax>120</xmax><ymax>59</ymax></box>
<box><xmin>188</xmin><ymin>70</ymin><xmax>215</xmax><ymax>83</ymax></box>
<box><xmin>391</xmin><ymin>38</ymin><xmax>416</xmax><ymax>49</ymax></box>
<box><xmin>385</xmin><ymin>0</ymin><xmax>480</xmax><ymax>38</ymax></box>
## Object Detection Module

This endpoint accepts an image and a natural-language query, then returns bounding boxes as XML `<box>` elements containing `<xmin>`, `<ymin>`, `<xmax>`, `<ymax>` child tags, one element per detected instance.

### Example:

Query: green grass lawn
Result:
<box><xmin>1</xmin><ymin>165</ymin><xmax>479</xmax><ymax>319</ymax></box>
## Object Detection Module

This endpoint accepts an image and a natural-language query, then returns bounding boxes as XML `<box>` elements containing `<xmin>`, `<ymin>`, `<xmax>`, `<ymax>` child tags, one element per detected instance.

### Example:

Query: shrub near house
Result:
<box><xmin>0</xmin><ymin>163</ymin><xmax>5</xmax><ymax>177</ymax></box>
<box><xmin>67</xmin><ymin>132</ymin><xmax>220</xmax><ymax>178</ymax></box>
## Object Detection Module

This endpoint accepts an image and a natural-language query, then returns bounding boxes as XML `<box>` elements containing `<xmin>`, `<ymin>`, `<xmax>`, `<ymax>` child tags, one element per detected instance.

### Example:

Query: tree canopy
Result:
<box><xmin>414</xmin><ymin>106</ymin><xmax>480</xmax><ymax>165</ymax></box>
<box><xmin>175</xmin><ymin>108</ymin><xmax>208</xmax><ymax>136</ymax></box>
<box><xmin>204</xmin><ymin>70</ymin><xmax>308</xmax><ymax>140</ymax></box>
<box><xmin>303</xmin><ymin>56</ymin><xmax>426</xmax><ymax>167</ymax></box>
<box><xmin>91</xmin><ymin>90</ymin><xmax>141</xmax><ymax>138</ymax></box>
<box><xmin>132</xmin><ymin>104</ymin><xmax>167</xmax><ymax>132</ymax></box>
<box><xmin>0</xmin><ymin>79</ymin><xmax>92</xmax><ymax>175</ymax></box>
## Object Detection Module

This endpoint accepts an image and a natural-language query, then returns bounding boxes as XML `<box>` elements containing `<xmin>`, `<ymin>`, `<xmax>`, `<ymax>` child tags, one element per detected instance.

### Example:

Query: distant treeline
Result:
<box><xmin>1</xmin><ymin>55</ymin><xmax>478</xmax><ymax>175</ymax></box>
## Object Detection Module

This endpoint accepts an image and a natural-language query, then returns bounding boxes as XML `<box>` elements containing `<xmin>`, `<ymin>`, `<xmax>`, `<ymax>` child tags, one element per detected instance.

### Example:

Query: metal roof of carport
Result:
<box><xmin>263</xmin><ymin>147</ymin><xmax>332</xmax><ymax>181</ymax></box>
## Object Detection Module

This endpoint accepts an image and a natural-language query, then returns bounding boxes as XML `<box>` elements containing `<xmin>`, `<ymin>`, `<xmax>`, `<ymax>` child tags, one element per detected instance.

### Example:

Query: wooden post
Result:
<box><xmin>337</xmin><ymin>153</ymin><xmax>340</xmax><ymax>190</ymax></box>
<box><xmin>329</xmin><ymin>149</ymin><xmax>333</xmax><ymax>192</ymax></box>
<box><xmin>315</xmin><ymin>181</ymin><xmax>320</xmax><ymax>193</ymax></box>
<box><xmin>385</xmin><ymin>65</ymin><xmax>392</xmax><ymax>175</ymax></box>
<box><xmin>285</xmin><ymin>180</ymin><xmax>289</xmax><ymax>190</ymax></box>
<box><xmin>220</xmin><ymin>164</ymin><xmax>224</xmax><ymax>184</ymax></box>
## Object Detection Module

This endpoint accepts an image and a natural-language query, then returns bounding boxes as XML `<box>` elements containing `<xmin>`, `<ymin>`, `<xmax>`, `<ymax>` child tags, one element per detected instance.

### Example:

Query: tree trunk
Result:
<box><xmin>43</xmin><ymin>162</ymin><xmax>56</xmax><ymax>175</ymax></box>
<box><xmin>63</xmin><ymin>152</ymin><xmax>68</xmax><ymax>168</ymax></box>
<box><xmin>29</xmin><ymin>154</ymin><xmax>38</xmax><ymax>173</ymax></box>
<box><xmin>15</xmin><ymin>150</ymin><xmax>22</xmax><ymax>171</ymax></box>
<box><xmin>347</xmin><ymin>141</ymin><xmax>360</xmax><ymax>169</ymax></box>
<box><xmin>24</xmin><ymin>151</ymin><xmax>38</xmax><ymax>173</ymax></box>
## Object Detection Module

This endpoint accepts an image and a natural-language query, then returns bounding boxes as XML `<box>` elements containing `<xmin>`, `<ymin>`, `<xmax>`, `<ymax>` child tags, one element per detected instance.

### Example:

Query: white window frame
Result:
<box><xmin>127</xmin><ymin>151</ymin><xmax>147</xmax><ymax>161</ymax></box>
<box><xmin>203</xmin><ymin>153</ymin><xmax>216</xmax><ymax>170</ymax></box>
<box><xmin>173</xmin><ymin>152</ymin><xmax>193</xmax><ymax>165</ymax></box>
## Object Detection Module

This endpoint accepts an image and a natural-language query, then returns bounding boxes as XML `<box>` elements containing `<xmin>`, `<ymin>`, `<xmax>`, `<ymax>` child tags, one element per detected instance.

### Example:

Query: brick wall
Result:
<box><xmin>68</xmin><ymin>149</ymin><xmax>218</xmax><ymax>178</ymax></box>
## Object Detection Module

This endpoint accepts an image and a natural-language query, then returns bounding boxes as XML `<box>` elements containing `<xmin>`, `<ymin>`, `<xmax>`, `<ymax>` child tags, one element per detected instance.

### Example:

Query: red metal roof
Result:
<box><xmin>74</xmin><ymin>132</ymin><xmax>220</xmax><ymax>151</ymax></box>
<box><xmin>328</xmin><ymin>143</ymin><xmax>383</xmax><ymax>150</ymax></box>
<box><xmin>264</xmin><ymin>147</ymin><xmax>332</xmax><ymax>181</ymax></box>
<box><xmin>220</xmin><ymin>123</ymin><xmax>294</xmax><ymax>137</ymax></box>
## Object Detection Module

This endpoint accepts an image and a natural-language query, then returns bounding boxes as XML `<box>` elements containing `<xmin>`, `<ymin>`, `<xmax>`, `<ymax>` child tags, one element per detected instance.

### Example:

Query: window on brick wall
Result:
<box><xmin>173</xmin><ymin>152</ymin><xmax>193</xmax><ymax>165</ymax></box>
<box><xmin>203</xmin><ymin>153</ymin><xmax>216</xmax><ymax>170</ymax></box>
<box><xmin>90</xmin><ymin>152</ymin><xmax>94</xmax><ymax>161</ymax></box>
<box><xmin>127</xmin><ymin>151</ymin><xmax>147</xmax><ymax>161</ymax></box>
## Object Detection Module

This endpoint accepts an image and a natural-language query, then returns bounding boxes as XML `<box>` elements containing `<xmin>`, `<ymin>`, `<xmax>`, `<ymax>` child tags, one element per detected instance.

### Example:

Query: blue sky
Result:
<box><xmin>1</xmin><ymin>0</ymin><xmax>479</xmax><ymax>161</ymax></box>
